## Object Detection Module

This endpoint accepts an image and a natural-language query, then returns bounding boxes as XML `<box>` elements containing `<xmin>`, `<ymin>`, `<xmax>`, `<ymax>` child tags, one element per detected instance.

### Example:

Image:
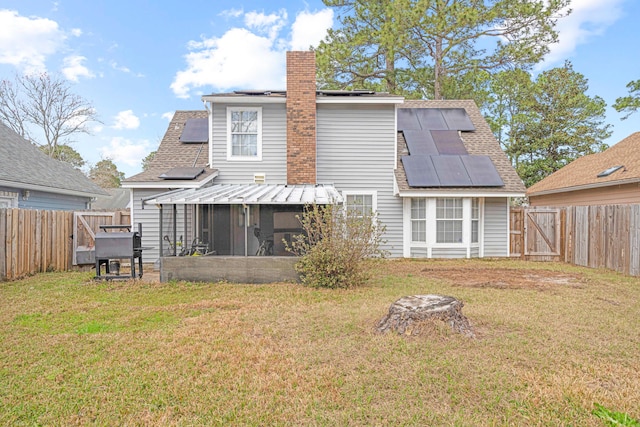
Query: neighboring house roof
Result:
<box><xmin>122</xmin><ymin>110</ymin><xmax>218</xmax><ymax>188</ymax></box>
<box><xmin>92</xmin><ymin>187</ymin><xmax>131</xmax><ymax>210</ymax></box>
<box><xmin>0</xmin><ymin>121</ymin><xmax>108</xmax><ymax>198</ymax></box>
<box><xmin>395</xmin><ymin>100</ymin><xmax>526</xmax><ymax>195</ymax></box>
<box><xmin>527</xmin><ymin>132</ymin><xmax>640</xmax><ymax>197</ymax></box>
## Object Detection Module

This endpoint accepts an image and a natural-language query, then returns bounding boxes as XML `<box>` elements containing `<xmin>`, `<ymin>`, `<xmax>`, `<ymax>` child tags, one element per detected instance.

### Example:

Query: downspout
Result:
<box><xmin>203</xmin><ymin>100</ymin><xmax>213</xmax><ymax>167</ymax></box>
<box><xmin>243</xmin><ymin>204</ymin><xmax>249</xmax><ymax>256</ymax></box>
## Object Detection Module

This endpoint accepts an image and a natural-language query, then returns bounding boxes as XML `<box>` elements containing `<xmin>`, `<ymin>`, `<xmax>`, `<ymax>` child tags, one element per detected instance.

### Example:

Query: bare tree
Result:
<box><xmin>0</xmin><ymin>73</ymin><xmax>100</xmax><ymax>159</ymax></box>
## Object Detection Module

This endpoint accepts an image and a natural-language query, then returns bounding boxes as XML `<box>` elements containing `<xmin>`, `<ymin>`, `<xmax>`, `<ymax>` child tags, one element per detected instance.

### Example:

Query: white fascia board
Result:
<box><xmin>397</xmin><ymin>189</ymin><xmax>526</xmax><ymax>198</ymax></box>
<box><xmin>201</xmin><ymin>96</ymin><xmax>286</xmax><ymax>104</ymax></box>
<box><xmin>316</xmin><ymin>97</ymin><xmax>404</xmax><ymax>104</ymax></box>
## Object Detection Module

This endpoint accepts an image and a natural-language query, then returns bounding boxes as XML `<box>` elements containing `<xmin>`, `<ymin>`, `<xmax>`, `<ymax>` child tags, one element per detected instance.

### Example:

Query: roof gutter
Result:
<box><xmin>527</xmin><ymin>177</ymin><xmax>640</xmax><ymax>197</ymax></box>
<box><xmin>0</xmin><ymin>179</ymin><xmax>108</xmax><ymax>198</ymax></box>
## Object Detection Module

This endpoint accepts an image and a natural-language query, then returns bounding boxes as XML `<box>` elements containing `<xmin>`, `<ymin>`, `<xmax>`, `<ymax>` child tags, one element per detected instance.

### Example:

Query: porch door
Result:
<box><xmin>213</xmin><ymin>206</ymin><xmax>231</xmax><ymax>255</ymax></box>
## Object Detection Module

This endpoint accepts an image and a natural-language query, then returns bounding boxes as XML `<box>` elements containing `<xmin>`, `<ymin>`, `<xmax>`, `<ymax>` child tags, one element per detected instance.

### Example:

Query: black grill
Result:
<box><xmin>95</xmin><ymin>224</ymin><xmax>145</xmax><ymax>279</ymax></box>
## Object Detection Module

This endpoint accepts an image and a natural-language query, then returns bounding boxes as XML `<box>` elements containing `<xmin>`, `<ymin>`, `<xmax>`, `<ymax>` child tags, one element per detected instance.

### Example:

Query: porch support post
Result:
<box><xmin>159</xmin><ymin>204</ymin><xmax>164</xmax><ymax>257</ymax></box>
<box><xmin>173</xmin><ymin>204</ymin><xmax>177</xmax><ymax>256</ymax></box>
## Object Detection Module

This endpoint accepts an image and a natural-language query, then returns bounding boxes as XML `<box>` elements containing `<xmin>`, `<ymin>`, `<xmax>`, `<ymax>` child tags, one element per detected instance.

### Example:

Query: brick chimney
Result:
<box><xmin>286</xmin><ymin>51</ymin><xmax>317</xmax><ymax>185</ymax></box>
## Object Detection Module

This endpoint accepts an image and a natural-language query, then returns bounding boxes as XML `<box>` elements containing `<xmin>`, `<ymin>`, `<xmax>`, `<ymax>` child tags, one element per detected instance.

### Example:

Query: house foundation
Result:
<box><xmin>160</xmin><ymin>256</ymin><xmax>299</xmax><ymax>284</ymax></box>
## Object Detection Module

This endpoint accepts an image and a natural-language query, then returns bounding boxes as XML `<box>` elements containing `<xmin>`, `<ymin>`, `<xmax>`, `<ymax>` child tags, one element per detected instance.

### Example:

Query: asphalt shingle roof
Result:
<box><xmin>527</xmin><ymin>132</ymin><xmax>640</xmax><ymax>196</ymax></box>
<box><xmin>395</xmin><ymin>100</ymin><xmax>526</xmax><ymax>194</ymax></box>
<box><xmin>0</xmin><ymin>121</ymin><xmax>108</xmax><ymax>197</ymax></box>
<box><xmin>124</xmin><ymin>110</ymin><xmax>217</xmax><ymax>185</ymax></box>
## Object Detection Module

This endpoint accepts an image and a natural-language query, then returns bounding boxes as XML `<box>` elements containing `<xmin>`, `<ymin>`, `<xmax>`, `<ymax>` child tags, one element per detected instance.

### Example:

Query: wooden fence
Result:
<box><xmin>511</xmin><ymin>204</ymin><xmax>640</xmax><ymax>276</ymax></box>
<box><xmin>1</xmin><ymin>208</ymin><xmax>130</xmax><ymax>281</ymax></box>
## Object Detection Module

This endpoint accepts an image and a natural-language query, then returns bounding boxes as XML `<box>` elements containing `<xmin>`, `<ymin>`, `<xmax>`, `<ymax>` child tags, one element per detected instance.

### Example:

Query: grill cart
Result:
<box><xmin>94</xmin><ymin>224</ymin><xmax>146</xmax><ymax>280</ymax></box>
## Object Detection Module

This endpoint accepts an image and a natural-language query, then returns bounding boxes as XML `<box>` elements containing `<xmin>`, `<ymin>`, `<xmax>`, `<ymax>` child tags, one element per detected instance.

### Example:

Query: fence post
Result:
<box><xmin>0</xmin><ymin>209</ymin><xmax>6</xmax><ymax>281</ymax></box>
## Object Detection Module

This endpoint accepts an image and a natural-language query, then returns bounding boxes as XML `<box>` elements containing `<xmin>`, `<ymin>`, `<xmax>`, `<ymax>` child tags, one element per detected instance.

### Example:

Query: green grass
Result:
<box><xmin>1</xmin><ymin>259</ymin><xmax>639</xmax><ymax>426</ymax></box>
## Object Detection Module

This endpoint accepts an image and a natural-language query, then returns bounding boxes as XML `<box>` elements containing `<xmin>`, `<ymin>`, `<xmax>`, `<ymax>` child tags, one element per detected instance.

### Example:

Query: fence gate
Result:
<box><xmin>73</xmin><ymin>211</ymin><xmax>131</xmax><ymax>265</ymax></box>
<box><xmin>523</xmin><ymin>207</ymin><xmax>561</xmax><ymax>259</ymax></box>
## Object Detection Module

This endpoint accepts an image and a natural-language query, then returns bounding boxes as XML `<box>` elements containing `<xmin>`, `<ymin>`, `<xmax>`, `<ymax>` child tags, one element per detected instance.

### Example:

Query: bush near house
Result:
<box><xmin>285</xmin><ymin>203</ymin><xmax>387</xmax><ymax>288</ymax></box>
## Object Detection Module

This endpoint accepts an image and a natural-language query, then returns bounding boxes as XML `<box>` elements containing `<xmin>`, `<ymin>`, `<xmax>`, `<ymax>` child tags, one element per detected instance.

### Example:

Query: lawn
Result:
<box><xmin>1</xmin><ymin>259</ymin><xmax>639</xmax><ymax>426</ymax></box>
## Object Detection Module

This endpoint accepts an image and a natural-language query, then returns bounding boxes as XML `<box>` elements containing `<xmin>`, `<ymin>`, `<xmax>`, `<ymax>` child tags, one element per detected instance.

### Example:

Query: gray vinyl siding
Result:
<box><xmin>470</xmin><ymin>247</ymin><xmax>479</xmax><ymax>258</ymax></box>
<box><xmin>483</xmin><ymin>197</ymin><xmax>509</xmax><ymax>257</ymax></box>
<box><xmin>316</xmin><ymin>104</ymin><xmax>403</xmax><ymax>256</ymax></box>
<box><xmin>432</xmin><ymin>247</ymin><xmax>468</xmax><ymax>258</ymax></box>
<box><xmin>211</xmin><ymin>103</ymin><xmax>287</xmax><ymax>184</ymax></box>
<box><xmin>0</xmin><ymin>185</ymin><xmax>90</xmax><ymax>210</ymax></box>
<box><xmin>132</xmin><ymin>188</ymin><xmax>165</xmax><ymax>263</ymax></box>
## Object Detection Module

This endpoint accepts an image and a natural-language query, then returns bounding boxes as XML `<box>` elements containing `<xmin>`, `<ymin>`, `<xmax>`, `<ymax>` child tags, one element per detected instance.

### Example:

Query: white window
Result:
<box><xmin>411</xmin><ymin>198</ymin><xmax>426</xmax><ymax>242</ymax></box>
<box><xmin>0</xmin><ymin>191</ymin><xmax>18</xmax><ymax>208</ymax></box>
<box><xmin>344</xmin><ymin>192</ymin><xmax>376</xmax><ymax>217</ymax></box>
<box><xmin>436</xmin><ymin>198</ymin><xmax>463</xmax><ymax>243</ymax></box>
<box><xmin>471</xmin><ymin>198</ymin><xmax>480</xmax><ymax>244</ymax></box>
<box><xmin>227</xmin><ymin>107</ymin><xmax>262</xmax><ymax>161</ymax></box>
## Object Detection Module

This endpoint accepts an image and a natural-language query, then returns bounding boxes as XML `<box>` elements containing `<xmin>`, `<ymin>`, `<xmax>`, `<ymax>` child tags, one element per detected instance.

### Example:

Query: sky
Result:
<box><xmin>0</xmin><ymin>0</ymin><xmax>638</xmax><ymax>178</ymax></box>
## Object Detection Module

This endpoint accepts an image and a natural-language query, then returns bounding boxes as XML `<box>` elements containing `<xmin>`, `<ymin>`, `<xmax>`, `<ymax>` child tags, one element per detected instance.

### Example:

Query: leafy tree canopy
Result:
<box><xmin>613</xmin><ymin>79</ymin><xmax>640</xmax><ymax>120</ymax></box>
<box><xmin>141</xmin><ymin>150</ymin><xmax>156</xmax><ymax>171</ymax></box>
<box><xmin>315</xmin><ymin>0</ymin><xmax>569</xmax><ymax>99</ymax></box>
<box><xmin>89</xmin><ymin>158</ymin><xmax>125</xmax><ymax>188</ymax></box>
<box><xmin>487</xmin><ymin>62</ymin><xmax>611</xmax><ymax>187</ymax></box>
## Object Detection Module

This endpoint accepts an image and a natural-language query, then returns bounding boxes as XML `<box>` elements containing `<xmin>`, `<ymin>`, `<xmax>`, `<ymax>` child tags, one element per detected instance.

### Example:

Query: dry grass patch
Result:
<box><xmin>0</xmin><ymin>259</ymin><xmax>639</xmax><ymax>425</ymax></box>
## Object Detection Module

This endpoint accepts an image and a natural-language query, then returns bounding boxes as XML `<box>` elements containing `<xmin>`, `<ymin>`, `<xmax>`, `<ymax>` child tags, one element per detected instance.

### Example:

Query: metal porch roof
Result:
<box><xmin>144</xmin><ymin>184</ymin><xmax>343</xmax><ymax>205</ymax></box>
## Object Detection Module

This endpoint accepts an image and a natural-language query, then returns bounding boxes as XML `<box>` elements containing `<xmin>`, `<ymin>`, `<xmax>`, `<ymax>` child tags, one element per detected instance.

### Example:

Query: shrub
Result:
<box><xmin>285</xmin><ymin>204</ymin><xmax>387</xmax><ymax>288</ymax></box>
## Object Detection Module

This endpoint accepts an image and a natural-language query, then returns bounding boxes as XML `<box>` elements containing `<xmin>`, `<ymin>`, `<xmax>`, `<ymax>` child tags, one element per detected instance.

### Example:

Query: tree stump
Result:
<box><xmin>377</xmin><ymin>294</ymin><xmax>475</xmax><ymax>337</ymax></box>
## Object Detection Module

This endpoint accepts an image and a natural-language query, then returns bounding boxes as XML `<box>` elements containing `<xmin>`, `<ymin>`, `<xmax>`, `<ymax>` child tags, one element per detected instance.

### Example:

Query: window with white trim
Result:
<box><xmin>471</xmin><ymin>198</ymin><xmax>480</xmax><ymax>244</ymax></box>
<box><xmin>345</xmin><ymin>193</ymin><xmax>374</xmax><ymax>217</ymax></box>
<box><xmin>410</xmin><ymin>198</ymin><xmax>426</xmax><ymax>242</ymax></box>
<box><xmin>436</xmin><ymin>198</ymin><xmax>463</xmax><ymax>243</ymax></box>
<box><xmin>0</xmin><ymin>191</ymin><xmax>18</xmax><ymax>208</ymax></box>
<box><xmin>227</xmin><ymin>107</ymin><xmax>262</xmax><ymax>160</ymax></box>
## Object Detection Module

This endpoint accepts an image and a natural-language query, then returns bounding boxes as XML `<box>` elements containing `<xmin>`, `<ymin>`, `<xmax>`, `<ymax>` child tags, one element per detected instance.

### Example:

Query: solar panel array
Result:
<box><xmin>180</xmin><ymin>118</ymin><xmax>208</xmax><ymax>143</ymax></box>
<box><xmin>401</xmin><ymin>155</ymin><xmax>503</xmax><ymax>188</ymax></box>
<box><xmin>398</xmin><ymin>108</ymin><xmax>504</xmax><ymax>188</ymax></box>
<box><xmin>159</xmin><ymin>167</ymin><xmax>205</xmax><ymax>180</ymax></box>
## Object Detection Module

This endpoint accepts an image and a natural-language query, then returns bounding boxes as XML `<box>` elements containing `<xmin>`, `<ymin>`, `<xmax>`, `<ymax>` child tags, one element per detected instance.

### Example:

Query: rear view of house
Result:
<box><xmin>123</xmin><ymin>51</ymin><xmax>524</xmax><ymax>268</ymax></box>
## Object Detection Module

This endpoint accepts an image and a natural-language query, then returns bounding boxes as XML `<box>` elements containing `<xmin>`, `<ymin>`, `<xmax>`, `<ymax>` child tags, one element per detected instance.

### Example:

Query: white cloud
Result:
<box><xmin>112</xmin><ymin>110</ymin><xmax>140</xmax><ymax>130</ymax></box>
<box><xmin>220</xmin><ymin>8</ymin><xmax>244</xmax><ymax>19</ymax></box>
<box><xmin>162</xmin><ymin>112</ymin><xmax>174</xmax><ymax>121</ymax></box>
<box><xmin>62</xmin><ymin>55</ymin><xmax>95</xmax><ymax>81</ymax></box>
<box><xmin>290</xmin><ymin>9</ymin><xmax>333</xmax><ymax>50</ymax></box>
<box><xmin>0</xmin><ymin>9</ymin><xmax>66</xmax><ymax>73</ymax></box>
<box><xmin>171</xmin><ymin>28</ymin><xmax>285</xmax><ymax>98</ymax></box>
<box><xmin>245</xmin><ymin>10</ymin><xmax>287</xmax><ymax>40</ymax></box>
<box><xmin>70</xmin><ymin>28</ymin><xmax>82</xmax><ymax>37</ymax></box>
<box><xmin>544</xmin><ymin>0</ymin><xmax>625</xmax><ymax>65</ymax></box>
<box><xmin>171</xmin><ymin>8</ymin><xmax>334</xmax><ymax>98</ymax></box>
<box><xmin>99</xmin><ymin>137</ymin><xmax>151</xmax><ymax>167</ymax></box>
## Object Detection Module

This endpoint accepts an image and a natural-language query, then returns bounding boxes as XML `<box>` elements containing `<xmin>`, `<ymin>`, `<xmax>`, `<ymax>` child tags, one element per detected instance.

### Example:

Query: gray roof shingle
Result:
<box><xmin>0</xmin><ymin>122</ymin><xmax>108</xmax><ymax>197</ymax></box>
<box><xmin>124</xmin><ymin>110</ymin><xmax>218</xmax><ymax>185</ymax></box>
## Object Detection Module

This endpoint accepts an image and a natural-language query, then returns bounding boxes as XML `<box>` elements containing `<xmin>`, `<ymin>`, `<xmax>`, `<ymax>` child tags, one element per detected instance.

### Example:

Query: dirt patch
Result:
<box><xmin>418</xmin><ymin>267</ymin><xmax>585</xmax><ymax>291</ymax></box>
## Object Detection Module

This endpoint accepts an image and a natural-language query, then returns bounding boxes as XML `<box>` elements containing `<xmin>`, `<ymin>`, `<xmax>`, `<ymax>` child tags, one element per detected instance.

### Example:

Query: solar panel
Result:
<box><xmin>159</xmin><ymin>167</ymin><xmax>205</xmax><ymax>180</ymax></box>
<box><xmin>401</xmin><ymin>155</ymin><xmax>440</xmax><ymax>187</ymax></box>
<box><xmin>403</xmin><ymin>130</ymin><xmax>439</xmax><ymax>155</ymax></box>
<box><xmin>397</xmin><ymin>109</ymin><xmax>421</xmax><ymax>130</ymax></box>
<box><xmin>432</xmin><ymin>156</ymin><xmax>473</xmax><ymax>186</ymax></box>
<box><xmin>440</xmin><ymin>108</ymin><xmax>475</xmax><ymax>131</ymax></box>
<box><xmin>180</xmin><ymin>118</ymin><xmax>208</xmax><ymax>143</ymax></box>
<box><xmin>431</xmin><ymin>130</ymin><xmax>468</xmax><ymax>155</ymax></box>
<box><xmin>460</xmin><ymin>156</ymin><xmax>504</xmax><ymax>186</ymax></box>
<box><xmin>415</xmin><ymin>109</ymin><xmax>448</xmax><ymax>130</ymax></box>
